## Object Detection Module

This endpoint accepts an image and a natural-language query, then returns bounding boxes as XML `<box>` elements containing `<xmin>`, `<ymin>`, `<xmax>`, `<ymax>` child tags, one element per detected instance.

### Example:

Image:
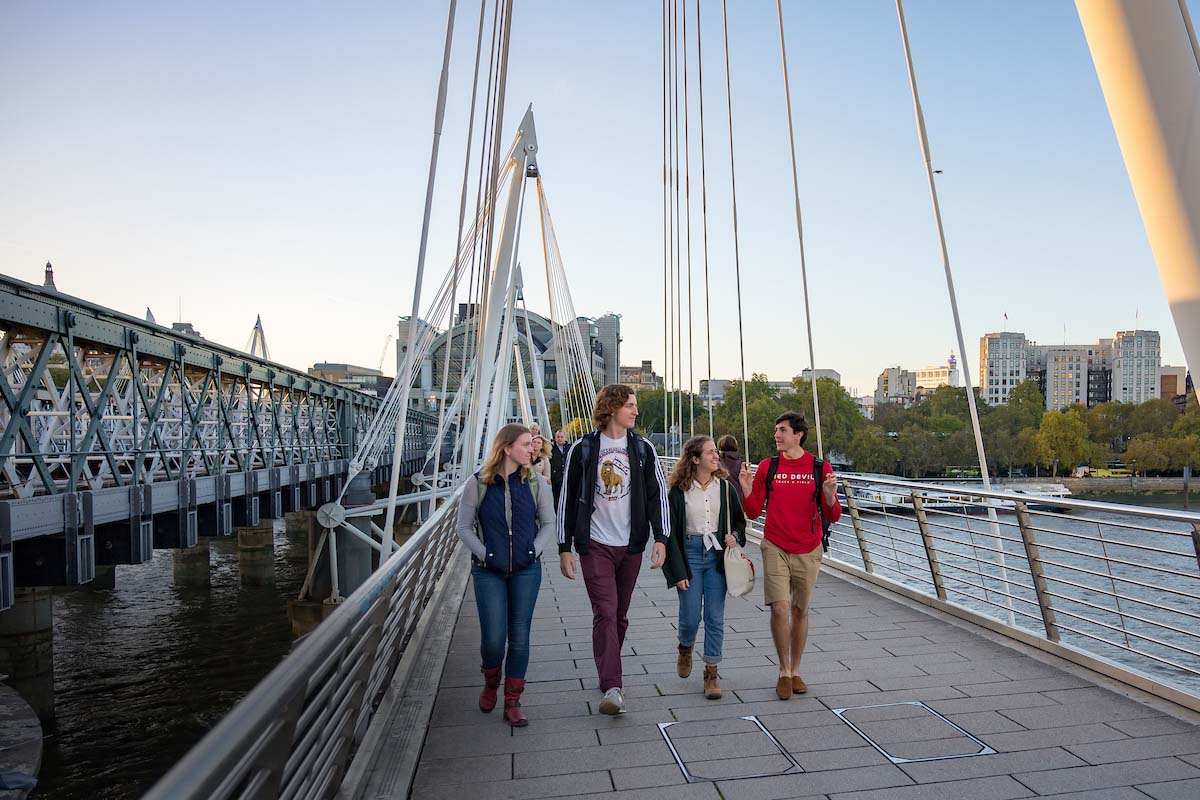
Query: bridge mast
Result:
<box><xmin>1076</xmin><ymin>0</ymin><xmax>1200</xmax><ymax>378</ymax></box>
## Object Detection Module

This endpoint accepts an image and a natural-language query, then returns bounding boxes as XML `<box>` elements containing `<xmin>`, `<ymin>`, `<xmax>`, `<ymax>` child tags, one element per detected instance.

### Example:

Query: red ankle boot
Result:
<box><xmin>503</xmin><ymin>678</ymin><xmax>528</xmax><ymax>727</ymax></box>
<box><xmin>479</xmin><ymin>666</ymin><xmax>502</xmax><ymax>713</ymax></box>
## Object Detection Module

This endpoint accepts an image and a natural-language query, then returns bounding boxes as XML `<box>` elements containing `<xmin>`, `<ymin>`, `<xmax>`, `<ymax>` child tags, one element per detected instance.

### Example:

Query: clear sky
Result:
<box><xmin>0</xmin><ymin>1</ymin><xmax>1191</xmax><ymax>398</ymax></box>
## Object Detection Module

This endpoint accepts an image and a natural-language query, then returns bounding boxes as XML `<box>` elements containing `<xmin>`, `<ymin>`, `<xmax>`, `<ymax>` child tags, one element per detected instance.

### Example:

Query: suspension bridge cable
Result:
<box><xmin>719</xmin><ymin>0</ymin><xmax>751</xmax><ymax>462</ymax></box>
<box><xmin>894</xmin><ymin>0</ymin><xmax>1013</xmax><ymax>624</ymax></box>
<box><xmin>382</xmin><ymin>0</ymin><xmax>460</xmax><ymax>545</ymax></box>
<box><xmin>467</xmin><ymin>0</ymin><xmax>515</xmax><ymax>468</ymax></box>
<box><xmin>662</xmin><ymin>0</ymin><xmax>671</xmax><ymax>452</ymax></box>
<box><xmin>676</xmin><ymin>0</ymin><xmax>686</xmax><ymax>443</ymax></box>
<box><xmin>682</xmin><ymin>0</ymin><xmax>695</xmax><ymax>436</ymax></box>
<box><xmin>454</xmin><ymin>0</ymin><xmax>504</xmax><ymax>466</ymax></box>
<box><xmin>432</xmin><ymin>0</ymin><xmax>490</xmax><ymax>502</ymax></box>
<box><xmin>774</xmin><ymin>0</ymin><xmax>824</xmax><ymax>459</ymax></box>
<box><xmin>695</xmin><ymin>0</ymin><xmax>714</xmax><ymax>436</ymax></box>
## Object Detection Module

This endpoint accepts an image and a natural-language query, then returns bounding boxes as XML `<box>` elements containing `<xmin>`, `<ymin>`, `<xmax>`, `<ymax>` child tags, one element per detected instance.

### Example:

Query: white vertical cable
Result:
<box><xmin>775</xmin><ymin>0</ymin><xmax>823</xmax><ymax>458</ymax></box>
<box><xmin>682</xmin><ymin>0</ymin><xmax>695</xmax><ymax>436</ymax></box>
<box><xmin>719</xmin><ymin>0</ymin><xmax>751</xmax><ymax>462</ymax></box>
<box><xmin>894</xmin><ymin>0</ymin><xmax>1013</xmax><ymax>624</ymax></box>
<box><xmin>695</xmin><ymin>0</ymin><xmax>714</xmax><ymax>436</ymax></box>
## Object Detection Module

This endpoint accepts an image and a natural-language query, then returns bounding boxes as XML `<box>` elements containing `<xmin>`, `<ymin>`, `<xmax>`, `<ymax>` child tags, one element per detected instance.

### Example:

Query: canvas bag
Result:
<box><xmin>721</xmin><ymin>480</ymin><xmax>755</xmax><ymax>597</ymax></box>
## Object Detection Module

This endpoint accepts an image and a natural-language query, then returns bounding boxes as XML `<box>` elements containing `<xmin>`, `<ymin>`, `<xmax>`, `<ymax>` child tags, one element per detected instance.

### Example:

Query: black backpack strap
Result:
<box><xmin>763</xmin><ymin>455</ymin><xmax>781</xmax><ymax>508</ymax></box>
<box><xmin>813</xmin><ymin>456</ymin><xmax>831</xmax><ymax>552</ymax></box>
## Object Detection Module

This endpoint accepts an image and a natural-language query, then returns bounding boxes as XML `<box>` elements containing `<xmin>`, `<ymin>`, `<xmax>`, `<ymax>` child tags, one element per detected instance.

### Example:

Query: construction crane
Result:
<box><xmin>377</xmin><ymin>334</ymin><xmax>393</xmax><ymax>373</ymax></box>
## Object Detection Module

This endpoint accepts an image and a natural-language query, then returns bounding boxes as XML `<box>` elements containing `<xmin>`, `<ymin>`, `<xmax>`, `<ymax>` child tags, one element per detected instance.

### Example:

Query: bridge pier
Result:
<box><xmin>336</xmin><ymin>473</ymin><xmax>376</xmax><ymax>597</ymax></box>
<box><xmin>237</xmin><ymin>524</ymin><xmax>275</xmax><ymax>586</ymax></box>
<box><xmin>172</xmin><ymin>541</ymin><xmax>210</xmax><ymax>588</ymax></box>
<box><xmin>0</xmin><ymin>587</ymin><xmax>54</xmax><ymax>722</ymax></box>
<box><xmin>90</xmin><ymin>565</ymin><xmax>116</xmax><ymax>590</ymax></box>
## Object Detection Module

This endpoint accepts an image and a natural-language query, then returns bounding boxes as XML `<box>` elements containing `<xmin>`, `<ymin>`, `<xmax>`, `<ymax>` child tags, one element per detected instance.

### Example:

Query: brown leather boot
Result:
<box><xmin>479</xmin><ymin>666</ymin><xmax>502</xmax><ymax>713</ymax></box>
<box><xmin>677</xmin><ymin>644</ymin><xmax>693</xmax><ymax>678</ymax></box>
<box><xmin>503</xmin><ymin>678</ymin><xmax>528</xmax><ymax>727</ymax></box>
<box><xmin>703</xmin><ymin>664</ymin><xmax>722</xmax><ymax>700</ymax></box>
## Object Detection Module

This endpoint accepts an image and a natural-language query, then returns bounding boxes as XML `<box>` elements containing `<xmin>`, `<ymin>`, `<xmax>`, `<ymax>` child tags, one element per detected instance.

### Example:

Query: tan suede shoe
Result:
<box><xmin>703</xmin><ymin>664</ymin><xmax>722</xmax><ymax>699</ymax></box>
<box><xmin>792</xmin><ymin>675</ymin><xmax>808</xmax><ymax>694</ymax></box>
<box><xmin>775</xmin><ymin>675</ymin><xmax>793</xmax><ymax>700</ymax></box>
<box><xmin>677</xmin><ymin>644</ymin><xmax>693</xmax><ymax>679</ymax></box>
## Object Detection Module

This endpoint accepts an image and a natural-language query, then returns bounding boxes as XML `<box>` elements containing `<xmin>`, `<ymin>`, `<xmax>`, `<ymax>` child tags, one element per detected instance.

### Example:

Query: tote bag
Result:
<box><xmin>722</xmin><ymin>481</ymin><xmax>755</xmax><ymax>598</ymax></box>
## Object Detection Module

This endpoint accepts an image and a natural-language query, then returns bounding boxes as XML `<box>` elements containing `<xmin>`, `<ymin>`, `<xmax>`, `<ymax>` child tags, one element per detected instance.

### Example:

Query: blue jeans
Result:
<box><xmin>472</xmin><ymin>559</ymin><xmax>542</xmax><ymax>679</ymax></box>
<box><xmin>676</xmin><ymin>536</ymin><xmax>727</xmax><ymax>664</ymax></box>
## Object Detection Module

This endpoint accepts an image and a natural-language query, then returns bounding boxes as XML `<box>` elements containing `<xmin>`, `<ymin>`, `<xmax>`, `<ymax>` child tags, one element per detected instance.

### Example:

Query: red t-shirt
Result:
<box><xmin>742</xmin><ymin>451</ymin><xmax>842</xmax><ymax>554</ymax></box>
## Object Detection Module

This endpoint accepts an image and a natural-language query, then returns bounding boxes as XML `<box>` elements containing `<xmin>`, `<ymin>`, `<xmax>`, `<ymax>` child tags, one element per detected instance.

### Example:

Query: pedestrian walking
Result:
<box><xmin>557</xmin><ymin>384</ymin><xmax>669</xmax><ymax>714</ymax></box>
<box><xmin>662</xmin><ymin>435</ymin><xmax>747</xmax><ymax>699</ymax></box>
<box><xmin>455</xmin><ymin>423</ymin><xmax>556</xmax><ymax>726</ymax></box>
<box><xmin>739</xmin><ymin>413</ymin><xmax>841</xmax><ymax>699</ymax></box>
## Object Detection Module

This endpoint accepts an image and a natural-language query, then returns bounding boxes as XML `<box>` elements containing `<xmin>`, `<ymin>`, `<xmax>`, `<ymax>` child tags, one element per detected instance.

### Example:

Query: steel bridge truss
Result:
<box><xmin>0</xmin><ymin>276</ymin><xmax>436</xmax><ymax>609</ymax></box>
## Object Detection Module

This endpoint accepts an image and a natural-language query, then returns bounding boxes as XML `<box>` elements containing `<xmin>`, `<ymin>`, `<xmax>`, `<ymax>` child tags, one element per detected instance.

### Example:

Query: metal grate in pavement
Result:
<box><xmin>657</xmin><ymin>716</ymin><xmax>804</xmax><ymax>783</ymax></box>
<box><xmin>831</xmin><ymin>700</ymin><xmax>997</xmax><ymax>765</ymax></box>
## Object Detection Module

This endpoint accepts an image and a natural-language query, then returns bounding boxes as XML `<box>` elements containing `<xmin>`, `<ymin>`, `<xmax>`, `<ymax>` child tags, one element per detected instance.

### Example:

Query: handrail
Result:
<box><xmin>142</xmin><ymin>486</ymin><xmax>464</xmax><ymax>800</ymax></box>
<box><xmin>661</xmin><ymin>457</ymin><xmax>1200</xmax><ymax>706</ymax></box>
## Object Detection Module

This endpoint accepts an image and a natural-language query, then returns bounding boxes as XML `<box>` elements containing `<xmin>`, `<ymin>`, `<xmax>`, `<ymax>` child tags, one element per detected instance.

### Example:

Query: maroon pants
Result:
<box><xmin>580</xmin><ymin>541</ymin><xmax>643</xmax><ymax>691</ymax></box>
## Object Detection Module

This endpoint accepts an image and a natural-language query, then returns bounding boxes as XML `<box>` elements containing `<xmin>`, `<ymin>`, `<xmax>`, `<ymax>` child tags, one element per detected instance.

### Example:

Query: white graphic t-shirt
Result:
<box><xmin>590</xmin><ymin>433</ymin><xmax>632</xmax><ymax>546</ymax></box>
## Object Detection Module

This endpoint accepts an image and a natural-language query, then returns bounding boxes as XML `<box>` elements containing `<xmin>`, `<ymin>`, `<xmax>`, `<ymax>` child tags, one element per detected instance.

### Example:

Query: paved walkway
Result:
<box><xmin>411</xmin><ymin>545</ymin><xmax>1200</xmax><ymax>800</ymax></box>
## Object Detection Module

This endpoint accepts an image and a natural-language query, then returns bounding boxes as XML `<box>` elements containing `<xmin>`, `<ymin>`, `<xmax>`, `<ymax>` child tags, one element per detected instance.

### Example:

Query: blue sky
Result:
<box><xmin>0</xmin><ymin>1</ymin><xmax>1190</xmax><ymax>398</ymax></box>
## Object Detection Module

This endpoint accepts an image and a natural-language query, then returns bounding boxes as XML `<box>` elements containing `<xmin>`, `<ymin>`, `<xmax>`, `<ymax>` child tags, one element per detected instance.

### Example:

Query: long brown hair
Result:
<box><xmin>668</xmin><ymin>435</ymin><xmax>728</xmax><ymax>490</ymax></box>
<box><xmin>480</xmin><ymin>424</ymin><xmax>533</xmax><ymax>484</ymax></box>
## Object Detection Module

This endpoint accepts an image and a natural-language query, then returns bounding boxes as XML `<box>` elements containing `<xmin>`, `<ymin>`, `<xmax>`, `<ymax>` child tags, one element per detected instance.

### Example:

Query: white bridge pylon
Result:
<box><xmin>301</xmin><ymin>107</ymin><xmax>597</xmax><ymax>603</ymax></box>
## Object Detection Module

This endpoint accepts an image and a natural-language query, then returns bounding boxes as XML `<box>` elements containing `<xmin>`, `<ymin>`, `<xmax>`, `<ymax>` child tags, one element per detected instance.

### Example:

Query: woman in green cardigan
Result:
<box><xmin>662</xmin><ymin>435</ymin><xmax>747</xmax><ymax>699</ymax></box>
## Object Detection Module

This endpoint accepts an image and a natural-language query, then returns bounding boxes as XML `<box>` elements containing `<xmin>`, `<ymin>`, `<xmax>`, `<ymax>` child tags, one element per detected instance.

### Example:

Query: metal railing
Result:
<box><xmin>659</xmin><ymin>457</ymin><xmax>1200</xmax><ymax>705</ymax></box>
<box><xmin>142</xmin><ymin>487</ymin><xmax>463</xmax><ymax>800</ymax></box>
<box><xmin>769</xmin><ymin>472</ymin><xmax>1198</xmax><ymax>707</ymax></box>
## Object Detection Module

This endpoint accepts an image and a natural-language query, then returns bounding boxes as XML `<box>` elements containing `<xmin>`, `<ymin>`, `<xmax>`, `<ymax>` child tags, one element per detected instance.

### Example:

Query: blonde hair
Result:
<box><xmin>480</xmin><ymin>424</ymin><xmax>533</xmax><ymax>484</ymax></box>
<box><xmin>593</xmin><ymin>384</ymin><xmax>634</xmax><ymax>430</ymax></box>
<box><xmin>668</xmin><ymin>435</ymin><xmax>728</xmax><ymax>490</ymax></box>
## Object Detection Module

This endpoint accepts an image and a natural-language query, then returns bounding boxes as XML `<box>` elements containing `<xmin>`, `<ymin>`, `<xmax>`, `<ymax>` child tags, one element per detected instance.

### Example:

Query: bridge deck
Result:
<box><xmin>385</xmin><ymin>544</ymin><xmax>1200</xmax><ymax>800</ymax></box>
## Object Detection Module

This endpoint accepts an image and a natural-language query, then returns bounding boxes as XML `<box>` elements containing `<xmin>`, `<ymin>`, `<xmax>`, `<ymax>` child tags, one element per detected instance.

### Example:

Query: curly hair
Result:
<box><xmin>592</xmin><ymin>383</ymin><xmax>634</xmax><ymax>430</ymax></box>
<box><xmin>668</xmin><ymin>435</ymin><xmax>728</xmax><ymax>490</ymax></box>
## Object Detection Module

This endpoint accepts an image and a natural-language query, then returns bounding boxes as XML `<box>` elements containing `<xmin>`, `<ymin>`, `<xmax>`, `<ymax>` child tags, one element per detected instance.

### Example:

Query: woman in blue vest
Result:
<box><xmin>455</xmin><ymin>423</ymin><xmax>556</xmax><ymax>726</ymax></box>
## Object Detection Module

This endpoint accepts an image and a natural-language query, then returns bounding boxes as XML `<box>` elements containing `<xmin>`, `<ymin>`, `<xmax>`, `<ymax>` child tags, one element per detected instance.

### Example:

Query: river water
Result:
<box><xmin>32</xmin><ymin>522</ymin><xmax>306</xmax><ymax>800</ymax></box>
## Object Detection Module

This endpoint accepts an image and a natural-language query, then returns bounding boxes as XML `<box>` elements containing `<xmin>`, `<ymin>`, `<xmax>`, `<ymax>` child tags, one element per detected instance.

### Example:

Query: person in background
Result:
<box><xmin>739</xmin><ymin>412</ymin><xmax>841</xmax><ymax>700</ymax></box>
<box><xmin>550</xmin><ymin>429</ymin><xmax>568</xmax><ymax>504</ymax></box>
<box><xmin>557</xmin><ymin>385</ymin><xmax>668</xmax><ymax>715</ymax></box>
<box><xmin>455</xmin><ymin>424</ymin><xmax>555</xmax><ymax>726</ymax></box>
<box><xmin>529</xmin><ymin>433</ymin><xmax>552</xmax><ymax>481</ymax></box>
<box><xmin>662</xmin><ymin>435</ymin><xmax>746</xmax><ymax>699</ymax></box>
<box><xmin>717</xmin><ymin>434</ymin><xmax>746</xmax><ymax>506</ymax></box>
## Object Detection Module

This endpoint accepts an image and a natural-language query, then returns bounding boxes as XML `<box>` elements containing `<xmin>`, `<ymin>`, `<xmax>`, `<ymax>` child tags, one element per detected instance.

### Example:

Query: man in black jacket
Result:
<box><xmin>550</xmin><ymin>429</ymin><xmax>568</xmax><ymax>504</ymax></box>
<box><xmin>558</xmin><ymin>384</ymin><xmax>669</xmax><ymax>715</ymax></box>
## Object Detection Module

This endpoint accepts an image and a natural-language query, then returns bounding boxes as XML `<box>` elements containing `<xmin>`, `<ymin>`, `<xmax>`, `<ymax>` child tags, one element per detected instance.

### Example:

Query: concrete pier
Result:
<box><xmin>237</xmin><ymin>524</ymin><xmax>275</xmax><ymax>586</ymax></box>
<box><xmin>90</xmin><ymin>565</ymin><xmax>116</xmax><ymax>590</ymax></box>
<box><xmin>172</xmin><ymin>541</ymin><xmax>210</xmax><ymax>588</ymax></box>
<box><xmin>285</xmin><ymin>511</ymin><xmax>312</xmax><ymax>538</ymax></box>
<box><xmin>0</xmin><ymin>587</ymin><xmax>54</xmax><ymax>723</ymax></box>
<box><xmin>286</xmin><ymin>598</ymin><xmax>339</xmax><ymax>639</ymax></box>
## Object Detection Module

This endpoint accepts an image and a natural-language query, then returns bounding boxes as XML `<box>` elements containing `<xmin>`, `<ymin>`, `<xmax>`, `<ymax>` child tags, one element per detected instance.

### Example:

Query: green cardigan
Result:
<box><xmin>662</xmin><ymin>478</ymin><xmax>748</xmax><ymax>587</ymax></box>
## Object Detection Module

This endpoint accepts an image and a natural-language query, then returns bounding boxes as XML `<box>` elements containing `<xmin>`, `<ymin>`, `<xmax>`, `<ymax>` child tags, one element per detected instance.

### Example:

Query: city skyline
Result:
<box><xmin>1</xmin><ymin>1</ymin><xmax>1191</xmax><ymax>397</ymax></box>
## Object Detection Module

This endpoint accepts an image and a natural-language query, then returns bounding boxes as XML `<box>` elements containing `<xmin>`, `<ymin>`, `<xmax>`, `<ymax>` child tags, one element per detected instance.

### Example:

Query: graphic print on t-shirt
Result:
<box><xmin>590</xmin><ymin>434</ymin><xmax>633</xmax><ymax>547</ymax></box>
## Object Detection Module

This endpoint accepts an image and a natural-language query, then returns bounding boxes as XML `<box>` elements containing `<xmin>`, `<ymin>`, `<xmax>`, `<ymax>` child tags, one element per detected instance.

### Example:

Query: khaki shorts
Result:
<box><xmin>761</xmin><ymin>537</ymin><xmax>822</xmax><ymax>609</ymax></box>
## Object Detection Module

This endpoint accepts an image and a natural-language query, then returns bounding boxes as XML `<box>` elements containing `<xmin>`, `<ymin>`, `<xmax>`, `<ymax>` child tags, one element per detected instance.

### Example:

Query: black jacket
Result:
<box><xmin>550</xmin><ymin>441</ymin><xmax>568</xmax><ymax>498</ymax></box>
<box><xmin>662</xmin><ymin>478</ymin><xmax>747</xmax><ymax>587</ymax></box>
<box><xmin>556</xmin><ymin>430</ymin><xmax>669</xmax><ymax>556</ymax></box>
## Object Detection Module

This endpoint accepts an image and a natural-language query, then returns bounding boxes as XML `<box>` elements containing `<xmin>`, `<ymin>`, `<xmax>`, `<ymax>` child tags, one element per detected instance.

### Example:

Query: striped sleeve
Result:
<box><xmin>556</xmin><ymin>439</ymin><xmax>582</xmax><ymax>546</ymax></box>
<box><xmin>646</xmin><ymin>438</ymin><xmax>670</xmax><ymax>540</ymax></box>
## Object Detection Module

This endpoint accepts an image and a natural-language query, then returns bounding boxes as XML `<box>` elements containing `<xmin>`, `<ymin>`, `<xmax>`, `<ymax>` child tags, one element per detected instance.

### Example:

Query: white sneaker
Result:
<box><xmin>598</xmin><ymin>687</ymin><xmax>626</xmax><ymax>715</ymax></box>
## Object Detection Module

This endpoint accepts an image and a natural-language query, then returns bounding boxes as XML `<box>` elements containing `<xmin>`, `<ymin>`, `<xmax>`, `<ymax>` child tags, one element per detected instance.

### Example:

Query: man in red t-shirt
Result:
<box><xmin>739</xmin><ymin>412</ymin><xmax>841</xmax><ymax>700</ymax></box>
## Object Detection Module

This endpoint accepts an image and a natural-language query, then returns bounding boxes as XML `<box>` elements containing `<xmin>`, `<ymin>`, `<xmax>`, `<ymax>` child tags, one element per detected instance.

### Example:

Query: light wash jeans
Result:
<box><xmin>676</xmin><ymin>535</ymin><xmax>727</xmax><ymax>664</ymax></box>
